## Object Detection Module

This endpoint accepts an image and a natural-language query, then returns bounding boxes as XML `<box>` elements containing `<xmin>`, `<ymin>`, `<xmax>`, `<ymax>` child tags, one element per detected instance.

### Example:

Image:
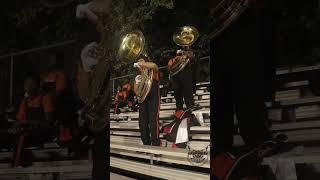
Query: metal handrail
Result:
<box><xmin>0</xmin><ymin>40</ymin><xmax>76</xmax><ymax>59</ymax></box>
<box><xmin>110</xmin><ymin>56</ymin><xmax>210</xmax><ymax>81</ymax></box>
<box><xmin>0</xmin><ymin>39</ymin><xmax>77</xmax><ymax>106</ymax></box>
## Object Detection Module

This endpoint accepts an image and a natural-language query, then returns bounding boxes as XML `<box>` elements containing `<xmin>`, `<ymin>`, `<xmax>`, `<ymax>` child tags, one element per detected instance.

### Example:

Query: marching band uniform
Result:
<box><xmin>168</xmin><ymin>50</ymin><xmax>198</xmax><ymax>111</ymax></box>
<box><xmin>134</xmin><ymin>59</ymin><xmax>161</xmax><ymax>146</ymax></box>
<box><xmin>76</xmin><ymin>1</ymin><xmax>112</xmax><ymax>179</ymax></box>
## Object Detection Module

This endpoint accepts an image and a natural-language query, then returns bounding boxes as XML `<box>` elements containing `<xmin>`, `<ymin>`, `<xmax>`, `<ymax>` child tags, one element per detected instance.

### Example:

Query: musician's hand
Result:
<box><xmin>133</xmin><ymin>63</ymin><xmax>141</xmax><ymax>69</ymax></box>
<box><xmin>137</xmin><ymin>58</ymin><xmax>147</xmax><ymax>66</ymax></box>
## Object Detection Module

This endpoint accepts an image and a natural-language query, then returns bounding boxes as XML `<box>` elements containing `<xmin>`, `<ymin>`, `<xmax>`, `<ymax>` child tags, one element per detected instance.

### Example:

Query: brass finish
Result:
<box><xmin>136</xmin><ymin>69</ymin><xmax>153</xmax><ymax>103</ymax></box>
<box><xmin>118</xmin><ymin>31</ymin><xmax>145</xmax><ymax>63</ymax></box>
<box><xmin>173</xmin><ymin>26</ymin><xmax>199</xmax><ymax>46</ymax></box>
<box><xmin>170</xmin><ymin>51</ymin><xmax>195</xmax><ymax>77</ymax></box>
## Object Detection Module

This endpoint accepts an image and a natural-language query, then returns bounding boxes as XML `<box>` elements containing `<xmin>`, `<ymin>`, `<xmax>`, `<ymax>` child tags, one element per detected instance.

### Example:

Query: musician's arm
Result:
<box><xmin>167</xmin><ymin>59</ymin><xmax>173</xmax><ymax>71</ymax></box>
<box><xmin>138</xmin><ymin>61</ymin><xmax>158</xmax><ymax>70</ymax></box>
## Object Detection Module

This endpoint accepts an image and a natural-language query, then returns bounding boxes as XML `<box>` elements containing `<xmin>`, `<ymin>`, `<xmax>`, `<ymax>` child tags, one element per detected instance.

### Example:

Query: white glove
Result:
<box><xmin>76</xmin><ymin>4</ymin><xmax>87</xmax><ymax>18</ymax></box>
<box><xmin>134</xmin><ymin>63</ymin><xmax>141</xmax><ymax>69</ymax></box>
<box><xmin>76</xmin><ymin>4</ymin><xmax>98</xmax><ymax>22</ymax></box>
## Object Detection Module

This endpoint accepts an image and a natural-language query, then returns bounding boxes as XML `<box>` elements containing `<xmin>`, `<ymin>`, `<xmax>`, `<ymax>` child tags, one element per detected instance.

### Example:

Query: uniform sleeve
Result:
<box><xmin>168</xmin><ymin>59</ymin><xmax>173</xmax><ymax>71</ymax></box>
<box><xmin>42</xmin><ymin>95</ymin><xmax>55</xmax><ymax>113</ymax></box>
<box><xmin>168</xmin><ymin>59</ymin><xmax>174</xmax><ymax>66</ymax></box>
<box><xmin>16</xmin><ymin>99</ymin><xmax>27</xmax><ymax>121</ymax></box>
<box><xmin>153</xmin><ymin>68</ymin><xmax>159</xmax><ymax>81</ymax></box>
<box><xmin>56</xmin><ymin>72</ymin><xmax>67</xmax><ymax>91</ymax></box>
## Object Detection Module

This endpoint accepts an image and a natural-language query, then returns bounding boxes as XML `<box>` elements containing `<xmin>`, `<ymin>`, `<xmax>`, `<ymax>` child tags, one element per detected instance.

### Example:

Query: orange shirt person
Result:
<box><xmin>114</xmin><ymin>86</ymin><xmax>127</xmax><ymax>114</ymax></box>
<box><xmin>122</xmin><ymin>81</ymin><xmax>131</xmax><ymax>97</ymax></box>
<box><xmin>40</xmin><ymin>56</ymin><xmax>74</xmax><ymax>136</ymax></box>
<box><xmin>16</xmin><ymin>76</ymin><xmax>55</xmax><ymax>124</ymax></box>
<box><xmin>41</xmin><ymin>69</ymin><xmax>67</xmax><ymax>95</ymax></box>
<box><xmin>13</xmin><ymin>76</ymin><xmax>55</xmax><ymax>167</ymax></box>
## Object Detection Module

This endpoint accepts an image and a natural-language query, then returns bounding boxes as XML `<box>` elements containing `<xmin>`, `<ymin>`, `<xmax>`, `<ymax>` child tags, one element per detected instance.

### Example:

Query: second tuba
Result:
<box><xmin>171</xmin><ymin>26</ymin><xmax>199</xmax><ymax>77</ymax></box>
<box><xmin>118</xmin><ymin>31</ymin><xmax>153</xmax><ymax>103</ymax></box>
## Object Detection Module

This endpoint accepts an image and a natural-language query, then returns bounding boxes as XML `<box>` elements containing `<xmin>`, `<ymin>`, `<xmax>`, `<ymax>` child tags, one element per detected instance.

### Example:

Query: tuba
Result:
<box><xmin>118</xmin><ymin>31</ymin><xmax>153</xmax><ymax>103</ymax></box>
<box><xmin>135</xmin><ymin>69</ymin><xmax>153</xmax><ymax>103</ymax></box>
<box><xmin>208</xmin><ymin>0</ymin><xmax>250</xmax><ymax>39</ymax></box>
<box><xmin>82</xmin><ymin>45</ymin><xmax>113</xmax><ymax>132</ymax></box>
<box><xmin>171</xmin><ymin>26</ymin><xmax>199</xmax><ymax>77</ymax></box>
<box><xmin>79</xmin><ymin>4</ymin><xmax>113</xmax><ymax>132</ymax></box>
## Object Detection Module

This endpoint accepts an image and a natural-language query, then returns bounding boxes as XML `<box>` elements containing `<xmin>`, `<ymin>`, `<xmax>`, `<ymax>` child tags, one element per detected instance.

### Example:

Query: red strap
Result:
<box><xmin>211</xmin><ymin>153</ymin><xmax>236</xmax><ymax>179</ymax></box>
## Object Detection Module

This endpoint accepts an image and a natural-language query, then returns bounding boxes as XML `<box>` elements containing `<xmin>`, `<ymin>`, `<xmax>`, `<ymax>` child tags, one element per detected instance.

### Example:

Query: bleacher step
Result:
<box><xmin>110</xmin><ymin>157</ymin><xmax>210</xmax><ymax>180</ymax></box>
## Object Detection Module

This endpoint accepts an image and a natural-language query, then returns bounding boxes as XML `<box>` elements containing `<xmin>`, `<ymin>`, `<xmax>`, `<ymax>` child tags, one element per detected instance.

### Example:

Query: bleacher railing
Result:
<box><xmin>0</xmin><ymin>40</ymin><xmax>210</xmax><ymax>105</ymax></box>
<box><xmin>0</xmin><ymin>40</ymin><xmax>76</xmax><ymax>106</ymax></box>
<box><xmin>110</xmin><ymin>56</ymin><xmax>211</xmax><ymax>93</ymax></box>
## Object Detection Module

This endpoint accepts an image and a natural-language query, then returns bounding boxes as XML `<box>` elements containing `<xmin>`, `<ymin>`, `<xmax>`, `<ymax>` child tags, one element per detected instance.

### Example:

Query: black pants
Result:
<box><xmin>92</xmin><ymin>126</ymin><xmax>108</xmax><ymax>180</ymax></box>
<box><xmin>114</xmin><ymin>99</ymin><xmax>127</xmax><ymax>114</ymax></box>
<box><xmin>139</xmin><ymin>81</ymin><xmax>161</xmax><ymax>146</ymax></box>
<box><xmin>127</xmin><ymin>91</ymin><xmax>135</xmax><ymax>104</ymax></box>
<box><xmin>172</xmin><ymin>68</ymin><xmax>195</xmax><ymax>110</ymax></box>
<box><xmin>211</xmin><ymin>10</ymin><xmax>272</xmax><ymax>156</ymax></box>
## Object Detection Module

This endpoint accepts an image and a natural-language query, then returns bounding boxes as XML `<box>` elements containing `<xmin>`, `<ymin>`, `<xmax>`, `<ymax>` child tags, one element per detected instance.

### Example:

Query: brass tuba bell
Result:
<box><xmin>118</xmin><ymin>31</ymin><xmax>153</xmax><ymax>103</ymax></box>
<box><xmin>173</xmin><ymin>26</ymin><xmax>199</xmax><ymax>47</ymax></box>
<box><xmin>118</xmin><ymin>30</ymin><xmax>145</xmax><ymax>63</ymax></box>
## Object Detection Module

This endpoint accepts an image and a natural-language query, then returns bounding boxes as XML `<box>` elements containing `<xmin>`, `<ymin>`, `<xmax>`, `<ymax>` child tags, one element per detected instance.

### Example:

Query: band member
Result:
<box><xmin>122</xmin><ymin>79</ymin><xmax>135</xmax><ymax>110</ymax></box>
<box><xmin>76</xmin><ymin>0</ymin><xmax>112</xmax><ymax>179</ymax></box>
<box><xmin>13</xmin><ymin>75</ymin><xmax>55</xmax><ymax>167</ymax></box>
<box><xmin>114</xmin><ymin>86</ymin><xmax>127</xmax><ymax>114</ymax></box>
<box><xmin>168</xmin><ymin>49</ymin><xmax>199</xmax><ymax>111</ymax></box>
<box><xmin>122</xmin><ymin>79</ymin><xmax>132</xmax><ymax>97</ymax></box>
<box><xmin>41</xmin><ymin>54</ymin><xmax>73</xmax><ymax>143</ymax></box>
<box><xmin>134</xmin><ymin>58</ymin><xmax>161</xmax><ymax>146</ymax></box>
<box><xmin>210</xmin><ymin>1</ymin><xmax>288</xmax><ymax>179</ymax></box>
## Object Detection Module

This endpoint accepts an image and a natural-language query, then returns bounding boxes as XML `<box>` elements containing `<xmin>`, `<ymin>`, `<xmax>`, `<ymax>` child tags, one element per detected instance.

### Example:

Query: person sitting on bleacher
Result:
<box><xmin>114</xmin><ymin>86</ymin><xmax>127</xmax><ymax>114</ymax></box>
<box><xmin>41</xmin><ymin>54</ymin><xmax>73</xmax><ymax>144</ymax></box>
<box><xmin>13</xmin><ymin>75</ymin><xmax>56</xmax><ymax>167</ymax></box>
<box><xmin>122</xmin><ymin>79</ymin><xmax>136</xmax><ymax>111</ymax></box>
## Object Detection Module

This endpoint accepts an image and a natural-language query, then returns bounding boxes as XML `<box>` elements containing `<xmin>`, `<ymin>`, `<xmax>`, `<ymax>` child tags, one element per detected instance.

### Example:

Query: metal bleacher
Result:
<box><xmin>110</xmin><ymin>81</ymin><xmax>211</xmax><ymax>180</ymax></box>
<box><xmin>110</xmin><ymin>63</ymin><xmax>320</xmax><ymax>179</ymax></box>
<box><xmin>0</xmin><ymin>64</ymin><xmax>320</xmax><ymax>179</ymax></box>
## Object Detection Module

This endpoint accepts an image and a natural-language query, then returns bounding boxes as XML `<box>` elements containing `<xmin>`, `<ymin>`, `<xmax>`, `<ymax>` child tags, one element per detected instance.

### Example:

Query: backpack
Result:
<box><xmin>161</xmin><ymin>111</ymin><xmax>200</xmax><ymax>148</ymax></box>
